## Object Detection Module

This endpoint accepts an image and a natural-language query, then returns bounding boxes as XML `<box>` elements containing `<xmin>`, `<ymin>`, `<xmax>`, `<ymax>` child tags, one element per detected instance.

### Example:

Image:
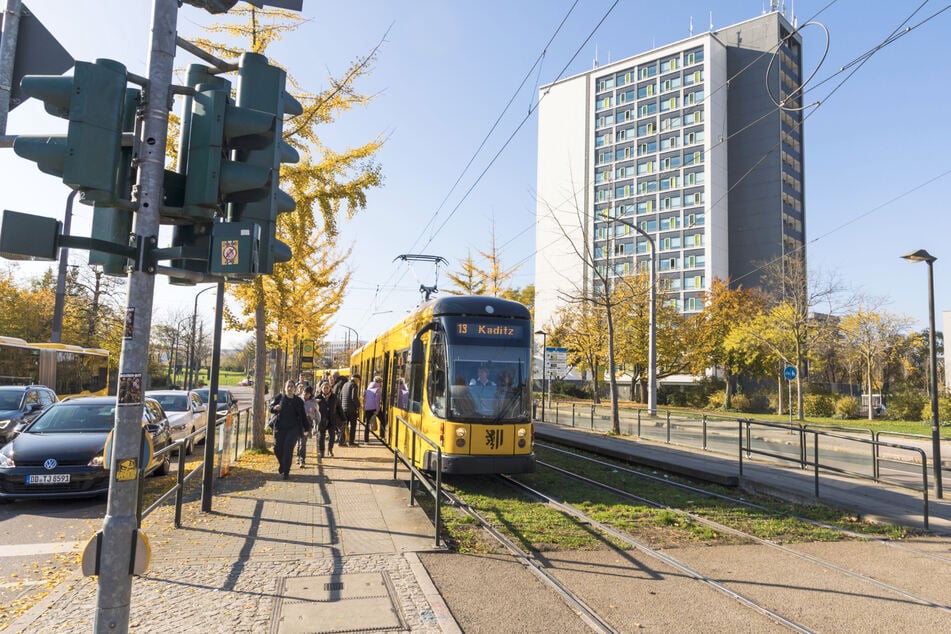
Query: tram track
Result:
<box><xmin>436</xmin><ymin>482</ymin><xmax>621</xmax><ymax>634</ymax></box>
<box><xmin>516</xmin><ymin>462</ymin><xmax>951</xmax><ymax>617</ymax></box>
<box><xmin>485</xmin><ymin>443</ymin><xmax>951</xmax><ymax>630</ymax></box>
<box><xmin>536</xmin><ymin>441</ymin><xmax>951</xmax><ymax>566</ymax></box>
<box><xmin>497</xmin><ymin>473</ymin><xmax>815</xmax><ymax>633</ymax></box>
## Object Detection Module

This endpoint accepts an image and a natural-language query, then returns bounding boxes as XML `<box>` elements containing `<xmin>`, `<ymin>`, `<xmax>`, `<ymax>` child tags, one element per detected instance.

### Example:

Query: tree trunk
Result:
<box><xmin>723</xmin><ymin>367</ymin><xmax>733</xmax><ymax>410</ymax></box>
<box><xmin>605</xmin><ymin>303</ymin><xmax>620</xmax><ymax>435</ymax></box>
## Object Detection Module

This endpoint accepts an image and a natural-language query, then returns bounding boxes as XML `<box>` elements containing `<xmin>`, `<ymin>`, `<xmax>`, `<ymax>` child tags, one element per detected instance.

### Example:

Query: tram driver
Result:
<box><xmin>468</xmin><ymin>364</ymin><xmax>497</xmax><ymax>416</ymax></box>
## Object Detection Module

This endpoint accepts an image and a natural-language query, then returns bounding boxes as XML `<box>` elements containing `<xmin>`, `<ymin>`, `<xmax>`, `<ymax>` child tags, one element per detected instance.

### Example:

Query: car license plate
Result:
<box><xmin>27</xmin><ymin>474</ymin><xmax>70</xmax><ymax>484</ymax></box>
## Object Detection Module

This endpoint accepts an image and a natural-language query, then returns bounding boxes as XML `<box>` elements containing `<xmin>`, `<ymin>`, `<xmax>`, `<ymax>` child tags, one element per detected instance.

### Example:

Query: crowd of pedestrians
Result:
<box><xmin>266</xmin><ymin>370</ymin><xmax>385</xmax><ymax>480</ymax></box>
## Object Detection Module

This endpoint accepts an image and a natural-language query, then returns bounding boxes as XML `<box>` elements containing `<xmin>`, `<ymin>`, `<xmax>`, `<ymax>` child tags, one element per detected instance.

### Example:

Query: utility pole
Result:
<box><xmin>93</xmin><ymin>1</ymin><xmax>176</xmax><ymax>631</ymax></box>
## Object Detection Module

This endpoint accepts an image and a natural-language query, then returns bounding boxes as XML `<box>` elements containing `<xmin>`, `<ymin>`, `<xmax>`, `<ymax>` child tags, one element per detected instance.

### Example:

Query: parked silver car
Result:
<box><xmin>145</xmin><ymin>390</ymin><xmax>207</xmax><ymax>455</ymax></box>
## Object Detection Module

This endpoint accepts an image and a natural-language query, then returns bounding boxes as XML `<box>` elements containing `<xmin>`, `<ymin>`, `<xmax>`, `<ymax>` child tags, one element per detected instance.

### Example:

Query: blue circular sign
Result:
<box><xmin>784</xmin><ymin>365</ymin><xmax>797</xmax><ymax>380</ymax></box>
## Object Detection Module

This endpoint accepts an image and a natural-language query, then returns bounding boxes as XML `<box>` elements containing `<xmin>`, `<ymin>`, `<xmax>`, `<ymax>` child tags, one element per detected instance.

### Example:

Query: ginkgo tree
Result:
<box><xmin>186</xmin><ymin>7</ymin><xmax>384</xmax><ymax>446</ymax></box>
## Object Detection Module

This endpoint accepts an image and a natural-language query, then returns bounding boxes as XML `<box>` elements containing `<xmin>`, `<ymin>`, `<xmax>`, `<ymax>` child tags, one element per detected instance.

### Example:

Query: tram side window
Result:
<box><xmin>427</xmin><ymin>333</ymin><xmax>447</xmax><ymax>418</ymax></box>
<box><xmin>408</xmin><ymin>363</ymin><xmax>423</xmax><ymax>414</ymax></box>
<box><xmin>391</xmin><ymin>350</ymin><xmax>411</xmax><ymax>411</ymax></box>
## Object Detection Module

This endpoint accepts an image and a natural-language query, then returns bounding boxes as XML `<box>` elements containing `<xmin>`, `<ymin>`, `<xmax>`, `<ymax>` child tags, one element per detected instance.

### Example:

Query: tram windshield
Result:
<box><xmin>439</xmin><ymin>318</ymin><xmax>531</xmax><ymax>422</ymax></box>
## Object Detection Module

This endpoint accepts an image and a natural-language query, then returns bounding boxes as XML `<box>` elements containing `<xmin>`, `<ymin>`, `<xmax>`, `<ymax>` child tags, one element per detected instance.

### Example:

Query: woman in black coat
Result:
<box><xmin>270</xmin><ymin>380</ymin><xmax>309</xmax><ymax>479</ymax></box>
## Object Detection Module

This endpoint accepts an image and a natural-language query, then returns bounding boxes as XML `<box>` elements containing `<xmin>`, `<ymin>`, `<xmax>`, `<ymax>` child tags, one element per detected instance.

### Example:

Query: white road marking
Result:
<box><xmin>0</xmin><ymin>541</ymin><xmax>83</xmax><ymax>557</ymax></box>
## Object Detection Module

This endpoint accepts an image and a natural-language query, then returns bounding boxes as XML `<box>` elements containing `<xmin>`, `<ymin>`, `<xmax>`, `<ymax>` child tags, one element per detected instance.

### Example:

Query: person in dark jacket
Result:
<box><xmin>270</xmin><ymin>380</ymin><xmax>309</xmax><ymax>479</ymax></box>
<box><xmin>339</xmin><ymin>374</ymin><xmax>362</xmax><ymax>446</ymax></box>
<box><xmin>315</xmin><ymin>380</ymin><xmax>344</xmax><ymax>458</ymax></box>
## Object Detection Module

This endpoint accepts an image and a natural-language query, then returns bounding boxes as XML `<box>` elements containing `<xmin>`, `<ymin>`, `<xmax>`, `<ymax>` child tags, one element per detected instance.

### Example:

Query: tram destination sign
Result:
<box><xmin>454</xmin><ymin>322</ymin><xmax>524</xmax><ymax>338</ymax></box>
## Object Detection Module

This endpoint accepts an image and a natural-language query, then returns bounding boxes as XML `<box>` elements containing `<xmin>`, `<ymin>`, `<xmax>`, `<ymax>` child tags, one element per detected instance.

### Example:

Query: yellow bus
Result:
<box><xmin>0</xmin><ymin>336</ymin><xmax>109</xmax><ymax>398</ymax></box>
<box><xmin>351</xmin><ymin>296</ymin><xmax>535</xmax><ymax>475</ymax></box>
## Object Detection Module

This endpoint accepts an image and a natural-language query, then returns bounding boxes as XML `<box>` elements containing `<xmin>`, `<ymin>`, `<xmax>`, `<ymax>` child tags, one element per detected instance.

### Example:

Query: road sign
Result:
<box><xmin>546</xmin><ymin>347</ymin><xmax>567</xmax><ymax>374</ymax></box>
<box><xmin>784</xmin><ymin>365</ymin><xmax>797</xmax><ymax>381</ymax></box>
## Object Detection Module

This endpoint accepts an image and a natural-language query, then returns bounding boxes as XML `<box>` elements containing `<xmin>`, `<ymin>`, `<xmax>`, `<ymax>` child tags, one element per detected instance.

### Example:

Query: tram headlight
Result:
<box><xmin>455</xmin><ymin>427</ymin><xmax>466</xmax><ymax>448</ymax></box>
<box><xmin>517</xmin><ymin>427</ymin><xmax>527</xmax><ymax>448</ymax></box>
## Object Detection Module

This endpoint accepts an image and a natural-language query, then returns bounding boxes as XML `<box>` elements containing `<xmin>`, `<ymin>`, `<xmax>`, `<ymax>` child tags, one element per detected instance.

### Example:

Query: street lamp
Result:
<box><xmin>535</xmin><ymin>330</ymin><xmax>547</xmax><ymax>421</ymax></box>
<box><xmin>172</xmin><ymin>316</ymin><xmax>191</xmax><ymax>387</ymax></box>
<box><xmin>606</xmin><ymin>216</ymin><xmax>657</xmax><ymax>415</ymax></box>
<box><xmin>340</xmin><ymin>324</ymin><xmax>359</xmax><ymax>353</ymax></box>
<box><xmin>901</xmin><ymin>249</ymin><xmax>943</xmax><ymax>498</ymax></box>
<box><xmin>187</xmin><ymin>285</ymin><xmax>215</xmax><ymax>390</ymax></box>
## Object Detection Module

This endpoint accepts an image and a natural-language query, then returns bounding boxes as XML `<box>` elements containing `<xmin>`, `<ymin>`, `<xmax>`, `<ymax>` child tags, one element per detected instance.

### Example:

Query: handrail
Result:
<box><xmin>738</xmin><ymin>418</ymin><xmax>930</xmax><ymax>529</ymax></box>
<box><xmin>391</xmin><ymin>415</ymin><xmax>442</xmax><ymax>548</ymax></box>
<box><xmin>140</xmin><ymin>405</ymin><xmax>246</xmax><ymax>525</ymax></box>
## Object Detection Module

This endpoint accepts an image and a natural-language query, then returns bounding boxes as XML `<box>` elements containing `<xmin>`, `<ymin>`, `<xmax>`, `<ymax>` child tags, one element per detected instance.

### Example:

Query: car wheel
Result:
<box><xmin>154</xmin><ymin>450</ymin><xmax>171</xmax><ymax>476</ymax></box>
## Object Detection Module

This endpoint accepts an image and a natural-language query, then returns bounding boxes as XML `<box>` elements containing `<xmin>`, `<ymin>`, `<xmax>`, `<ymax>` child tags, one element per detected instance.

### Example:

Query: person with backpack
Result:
<box><xmin>339</xmin><ymin>374</ymin><xmax>362</xmax><ymax>446</ymax></box>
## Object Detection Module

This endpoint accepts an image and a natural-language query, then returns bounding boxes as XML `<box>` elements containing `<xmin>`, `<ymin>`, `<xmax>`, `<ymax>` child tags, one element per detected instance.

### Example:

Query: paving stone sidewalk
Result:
<box><xmin>8</xmin><ymin>441</ymin><xmax>458</xmax><ymax>634</ymax></box>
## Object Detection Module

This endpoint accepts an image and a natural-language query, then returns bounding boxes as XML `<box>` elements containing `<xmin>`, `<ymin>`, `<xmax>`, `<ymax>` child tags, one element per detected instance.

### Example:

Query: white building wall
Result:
<box><xmin>534</xmin><ymin>74</ymin><xmax>590</xmax><ymax>330</ymax></box>
<box><xmin>706</xmin><ymin>37</ymin><xmax>730</xmax><ymax>286</ymax></box>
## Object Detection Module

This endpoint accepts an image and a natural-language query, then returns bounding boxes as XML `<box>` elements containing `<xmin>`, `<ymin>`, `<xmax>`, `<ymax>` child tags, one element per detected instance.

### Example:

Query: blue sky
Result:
<box><xmin>2</xmin><ymin>0</ymin><xmax>950</xmax><ymax>350</ymax></box>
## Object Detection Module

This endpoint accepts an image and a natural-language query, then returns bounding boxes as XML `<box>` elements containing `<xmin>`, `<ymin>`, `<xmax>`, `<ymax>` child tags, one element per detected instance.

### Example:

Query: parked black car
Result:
<box><xmin>0</xmin><ymin>396</ymin><xmax>172</xmax><ymax>500</ymax></box>
<box><xmin>0</xmin><ymin>385</ymin><xmax>58</xmax><ymax>444</ymax></box>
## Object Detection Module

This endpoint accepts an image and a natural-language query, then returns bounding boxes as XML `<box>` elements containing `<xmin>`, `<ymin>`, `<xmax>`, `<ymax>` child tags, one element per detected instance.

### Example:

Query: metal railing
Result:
<box><xmin>391</xmin><ymin>414</ymin><xmax>442</xmax><ymax>548</ymax></box>
<box><xmin>738</xmin><ymin>418</ymin><xmax>930</xmax><ymax>529</ymax></box>
<box><xmin>140</xmin><ymin>405</ymin><xmax>256</xmax><ymax>527</ymax></box>
<box><xmin>140</xmin><ymin>424</ymin><xmax>209</xmax><ymax>527</ymax></box>
<box><xmin>543</xmin><ymin>402</ymin><xmax>941</xmax><ymax>529</ymax></box>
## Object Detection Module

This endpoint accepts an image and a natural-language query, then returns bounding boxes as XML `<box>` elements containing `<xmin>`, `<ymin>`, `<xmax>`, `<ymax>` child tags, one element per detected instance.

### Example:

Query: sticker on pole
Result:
<box><xmin>784</xmin><ymin>365</ymin><xmax>797</xmax><ymax>381</ymax></box>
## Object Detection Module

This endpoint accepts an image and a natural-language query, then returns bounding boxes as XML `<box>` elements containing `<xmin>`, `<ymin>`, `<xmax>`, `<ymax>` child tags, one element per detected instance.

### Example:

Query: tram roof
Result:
<box><xmin>429</xmin><ymin>295</ymin><xmax>531</xmax><ymax>319</ymax></box>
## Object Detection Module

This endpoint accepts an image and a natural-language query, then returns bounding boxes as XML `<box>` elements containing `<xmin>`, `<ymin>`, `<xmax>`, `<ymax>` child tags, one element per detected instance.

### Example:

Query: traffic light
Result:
<box><xmin>167</xmin><ymin>62</ymin><xmax>281</xmax><ymax>283</ymax></box>
<box><xmin>182</xmin><ymin>77</ymin><xmax>274</xmax><ymax>220</ymax></box>
<box><xmin>89</xmin><ymin>88</ymin><xmax>140</xmax><ymax>276</ymax></box>
<box><xmin>228</xmin><ymin>52</ymin><xmax>303</xmax><ymax>275</ymax></box>
<box><xmin>13</xmin><ymin>58</ymin><xmax>128</xmax><ymax>205</ymax></box>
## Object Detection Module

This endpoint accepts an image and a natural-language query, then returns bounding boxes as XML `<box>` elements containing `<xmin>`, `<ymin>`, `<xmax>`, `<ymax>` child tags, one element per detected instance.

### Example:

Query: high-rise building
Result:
<box><xmin>534</xmin><ymin>9</ymin><xmax>805</xmax><ymax>329</ymax></box>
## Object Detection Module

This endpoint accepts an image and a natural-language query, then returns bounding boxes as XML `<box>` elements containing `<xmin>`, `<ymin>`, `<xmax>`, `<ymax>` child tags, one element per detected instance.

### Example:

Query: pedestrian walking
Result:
<box><xmin>297</xmin><ymin>385</ymin><xmax>318</xmax><ymax>468</ymax></box>
<box><xmin>270</xmin><ymin>380</ymin><xmax>309</xmax><ymax>480</ymax></box>
<box><xmin>363</xmin><ymin>375</ymin><xmax>382</xmax><ymax>443</ymax></box>
<box><xmin>339</xmin><ymin>373</ymin><xmax>362</xmax><ymax>446</ymax></box>
<box><xmin>315</xmin><ymin>380</ymin><xmax>344</xmax><ymax>458</ymax></box>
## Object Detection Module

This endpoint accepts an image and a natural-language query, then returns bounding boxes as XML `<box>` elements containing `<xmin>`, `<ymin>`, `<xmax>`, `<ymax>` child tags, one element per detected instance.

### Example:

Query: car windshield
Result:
<box><xmin>28</xmin><ymin>403</ymin><xmax>114</xmax><ymax>433</ymax></box>
<box><xmin>0</xmin><ymin>392</ymin><xmax>22</xmax><ymax>409</ymax></box>
<box><xmin>153</xmin><ymin>395</ymin><xmax>188</xmax><ymax>411</ymax></box>
<box><xmin>193</xmin><ymin>390</ymin><xmax>209</xmax><ymax>404</ymax></box>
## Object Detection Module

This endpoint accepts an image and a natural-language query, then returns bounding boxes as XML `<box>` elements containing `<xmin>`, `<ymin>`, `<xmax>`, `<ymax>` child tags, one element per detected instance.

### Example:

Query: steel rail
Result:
<box><xmin>500</xmin><ymin>473</ymin><xmax>814</xmax><ymax>633</ymax></box>
<box><xmin>528</xmin><ymin>456</ymin><xmax>951</xmax><ymax>616</ymax></box>
<box><xmin>436</xmin><ymin>482</ymin><xmax>620</xmax><ymax>634</ymax></box>
<box><xmin>536</xmin><ymin>441</ymin><xmax>951</xmax><ymax>566</ymax></box>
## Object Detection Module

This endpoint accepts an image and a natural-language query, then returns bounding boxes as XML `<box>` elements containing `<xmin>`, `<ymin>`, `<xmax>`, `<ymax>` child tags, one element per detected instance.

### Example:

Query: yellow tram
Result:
<box><xmin>350</xmin><ymin>296</ymin><xmax>535</xmax><ymax>475</ymax></box>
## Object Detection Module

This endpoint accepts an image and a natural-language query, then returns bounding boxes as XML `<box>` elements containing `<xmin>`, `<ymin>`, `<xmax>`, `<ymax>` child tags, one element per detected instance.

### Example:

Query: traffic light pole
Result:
<box><xmin>94</xmin><ymin>0</ymin><xmax>177</xmax><ymax>631</ymax></box>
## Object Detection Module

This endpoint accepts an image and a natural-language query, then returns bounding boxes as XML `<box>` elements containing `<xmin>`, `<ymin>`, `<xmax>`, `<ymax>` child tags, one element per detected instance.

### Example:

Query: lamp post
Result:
<box><xmin>535</xmin><ymin>330</ymin><xmax>547</xmax><ymax>421</ymax></box>
<box><xmin>607</xmin><ymin>216</ymin><xmax>657</xmax><ymax>415</ymax></box>
<box><xmin>340</xmin><ymin>324</ymin><xmax>359</xmax><ymax>355</ymax></box>
<box><xmin>187</xmin><ymin>285</ymin><xmax>215</xmax><ymax>390</ymax></box>
<box><xmin>51</xmin><ymin>190</ymin><xmax>78</xmax><ymax>343</ymax></box>
<box><xmin>902</xmin><ymin>249</ymin><xmax>943</xmax><ymax>498</ymax></box>
<box><xmin>172</xmin><ymin>316</ymin><xmax>190</xmax><ymax>387</ymax></box>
